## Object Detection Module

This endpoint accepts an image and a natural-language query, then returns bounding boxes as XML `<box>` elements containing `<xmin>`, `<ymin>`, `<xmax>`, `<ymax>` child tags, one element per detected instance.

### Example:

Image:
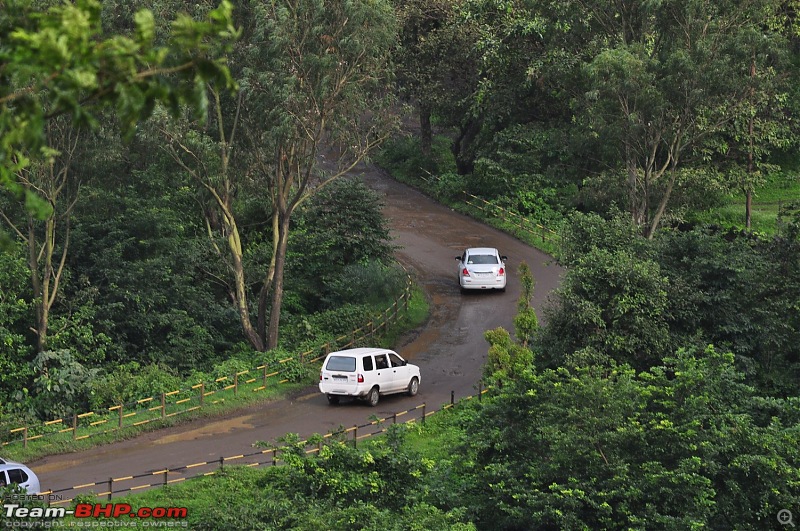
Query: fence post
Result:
<box><xmin>234</xmin><ymin>373</ymin><xmax>239</xmax><ymax>396</ymax></box>
<box><xmin>199</xmin><ymin>382</ymin><xmax>205</xmax><ymax>407</ymax></box>
<box><xmin>118</xmin><ymin>404</ymin><xmax>123</xmax><ymax>429</ymax></box>
<box><xmin>219</xmin><ymin>456</ymin><xmax>224</xmax><ymax>471</ymax></box>
<box><xmin>263</xmin><ymin>365</ymin><xmax>268</xmax><ymax>389</ymax></box>
<box><xmin>421</xmin><ymin>403</ymin><xmax>426</xmax><ymax>425</ymax></box>
<box><xmin>451</xmin><ymin>390</ymin><xmax>454</xmax><ymax>406</ymax></box>
<box><xmin>353</xmin><ymin>425</ymin><xmax>358</xmax><ymax>448</ymax></box>
<box><xmin>163</xmin><ymin>468</ymin><xmax>168</xmax><ymax>486</ymax></box>
<box><xmin>72</xmin><ymin>414</ymin><xmax>77</xmax><ymax>440</ymax></box>
<box><xmin>272</xmin><ymin>448</ymin><xmax>277</xmax><ymax>466</ymax></box>
<box><xmin>22</xmin><ymin>427</ymin><xmax>28</xmax><ymax>449</ymax></box>
<box><xmin>108</xmin><ymin>477</ymin><xmax>113</xmax><ymax>500</ymax></box>
<box><xmin>161</xmin><ymin>393</ymin><xmax>166</xmax><ymax>419</ymax></box>
<box><xmin>392</xmin><ymin>413</ymin><xmax>397</xmax><ymax>425</ymax></box>
<box><xmin>478</xmin><ymin>381</ymin><xmax>482</xmax><ymax>402</ymax></box>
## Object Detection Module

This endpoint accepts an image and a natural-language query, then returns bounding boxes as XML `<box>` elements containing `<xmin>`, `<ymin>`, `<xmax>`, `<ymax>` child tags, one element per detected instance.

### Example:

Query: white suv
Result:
<box><xmin>0</xmin><ymin>458</ymin><xmax>40</xmax><ymax>494</ymax></box>
<box><xmin>319</xmin><ymin>347</ymin><xmax>421</xmax><ymax>406</ymax></box>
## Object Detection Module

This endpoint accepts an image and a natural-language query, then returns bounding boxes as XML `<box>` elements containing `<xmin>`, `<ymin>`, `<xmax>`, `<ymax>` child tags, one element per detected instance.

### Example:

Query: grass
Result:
<box><xmin>374</xmin><ymin>286</ymin><xmax>429</xmax><ymax>349</ymax></box>
<box><xmin>690</xmin><ymin>173</ymin><xmax>800</xmax><ymax>234</ymax></box>
<box><xmin>1</xmin><ymin>287</ymin><xmax>431</xmax><ymax>464</ymax></box>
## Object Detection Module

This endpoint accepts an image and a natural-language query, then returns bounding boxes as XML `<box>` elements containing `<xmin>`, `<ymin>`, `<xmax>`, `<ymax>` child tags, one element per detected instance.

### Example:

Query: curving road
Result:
<box><xmin>30</xmin><ymin>165</ymin><xmax>564</xmax><ymax>497</ymax></box>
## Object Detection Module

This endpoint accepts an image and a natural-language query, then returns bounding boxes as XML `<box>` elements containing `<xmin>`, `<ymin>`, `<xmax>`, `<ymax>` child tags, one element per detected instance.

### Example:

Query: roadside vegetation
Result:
<box><xmin>2</xmin><ymin>0</ymin><xmax>800</xmax><ymax>529</ymax></box>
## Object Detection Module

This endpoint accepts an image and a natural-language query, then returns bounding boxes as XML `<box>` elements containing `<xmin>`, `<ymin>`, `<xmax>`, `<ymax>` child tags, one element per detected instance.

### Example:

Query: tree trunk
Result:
<box><xmin>419</xmin><ymin>102</ymin><xmax>432</xmax><ymax>156</ymax></box>
<box><xmin>27</xmin><ymin>217</ymin><xmax>48</xmax><ymax>352</ymax></box>
<box><xmin>746</xmin><ymin>54</ymin><xmax>755</xmax><ymax>231</ymax></box>
<box><xmin>646</xmin><ymin>167</ymin><xmax>678</xmax><ymax>239</ymax></box>
<box><xmin>266</xmin><ymin>215</ymin><xmax>292</xmax><ymax>351</ymax></box>
<box><xmin>745</xmin><ymin>189</ymin><xmax>753</xmax><ymax>230</ymax></box>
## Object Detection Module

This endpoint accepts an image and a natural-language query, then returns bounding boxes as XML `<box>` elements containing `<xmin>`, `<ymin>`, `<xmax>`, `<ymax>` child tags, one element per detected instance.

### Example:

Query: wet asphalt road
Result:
<box><xmin>30</xmin><ymin>164</ymin><xmax>564</xmax><ymax>499</ymax></box>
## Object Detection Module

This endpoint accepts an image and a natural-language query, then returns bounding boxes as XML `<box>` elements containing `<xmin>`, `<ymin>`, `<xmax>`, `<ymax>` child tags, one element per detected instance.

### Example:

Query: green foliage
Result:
<box><xmin>25</xmin><ymin>349</ymin><xmax>98</xmax><ymax>418</ymax></box>
<box><xmin>67</xmin><ymin>173</ymin><xmax>235</xmax><ymax>372</ymax></box>
<box><xmin>483</xmin><ymin>327</ymin><xmax>534</xmax><ymax>383</ymax></box>
<box><xmin>541</xmin><ymin>246</ymin><xmax>671</xmax><ymax>370</ymax></box>
<box><xmin>322</xmin><ymin>262</ymin><xmax>407</xmax><ymax>309</ymax></box>
<box><xmin>0</xmin><ymin>249</ymin><xmax>34</xmax><ymax>405</ymax></box>
<box><xmin>0</xmin><ymin>0</ymin><xmax>238</xmax><ymax>225</ymax></box>
<box><xmin>290</xmin><ymin>178</ymin><xmax>399</xmax><ymax>311</ymax></box>
<box><xmin>89</xmin><ymin>362</ymin><xmax>182</xmax><ymax>410</ymax></box>
<box><xmin>375</xmin><ymin>135</ymin><xmax>457</xmax><ymax>188</ymax></box>
<box><xmin>513</xmin><ymin>262</ymin><xmax>538</xmax><ymax>347</ymax></box>
<box><xmin>456</xmin><ymin>345</ymin><xmax>800</xmax><ymax>530</ymax></box>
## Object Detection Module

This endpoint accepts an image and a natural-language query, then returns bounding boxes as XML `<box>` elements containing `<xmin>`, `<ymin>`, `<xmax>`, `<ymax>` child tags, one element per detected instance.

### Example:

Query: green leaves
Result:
<box><xmin>456</xmin><ymin>344</ymin><xmax>799</xmax><ymax>529</ymax></box>
<box><xmin>0</xmin><ymin>0</ymin><xmax>238</xmax><ymax>225</ymax></box>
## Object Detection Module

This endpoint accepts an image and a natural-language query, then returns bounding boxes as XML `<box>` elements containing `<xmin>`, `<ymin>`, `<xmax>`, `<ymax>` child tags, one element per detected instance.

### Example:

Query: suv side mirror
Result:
<box><xmin>501</xmin><ymin>256</ymin><xmax>508</xmax><ymax>261</ymax></box>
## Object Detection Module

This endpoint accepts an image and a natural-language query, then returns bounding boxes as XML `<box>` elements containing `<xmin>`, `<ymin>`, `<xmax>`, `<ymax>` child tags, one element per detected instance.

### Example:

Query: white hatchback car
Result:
<box><xmin>456</xmin><ymin>247</ymin><xmax>508</xmax><ymax>291</ymax></box>
<box><xmin>319</xmin><ymin>347</ymin><xmax>421</xmax><ymax>406</ymax></box>
<box><xmin>0</xmin><ymin>458</ymin><xmax>40</xmax><ymax>494</ymax></box>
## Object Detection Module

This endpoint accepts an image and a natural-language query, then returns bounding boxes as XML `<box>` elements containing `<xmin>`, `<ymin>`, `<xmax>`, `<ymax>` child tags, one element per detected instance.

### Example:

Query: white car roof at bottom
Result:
<box><xmin>327</xmin><ymin>347</ymin><xmax>390</xmax><ymax>356</ymax></box>
<box><xmin>464</xmin><ymin>247</ymin><xmax>500</xmax><ymax>255</ymax></box>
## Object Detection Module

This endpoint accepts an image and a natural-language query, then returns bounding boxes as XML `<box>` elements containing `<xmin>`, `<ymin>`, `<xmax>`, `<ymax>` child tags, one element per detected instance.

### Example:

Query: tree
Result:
<box><xmin>0</xmin><ymin>117</ymin><xmax>80</xmax><ymax>352</ymax></box>
<box><xmin>393</xmin><ymin>0</ymin><xmax>479</xmax><ymax>157</ymax></box>
<box><xmin>457</xmin><ymin>346</ymin><xmax>800</xmax><ymax>529</ymax></box>
<box><xmin>513</xmin><ymin>261</ymin><xmax>538</xmax><ymax>348</ymax></box>
<box><xmin>578</xmin><ymin>0</ymin><xmax>787</xmax><ymax>238</ymax></box>
<box><xmin>166</xmin><ymin>0</ymin><xmax>398</xmax><ymax>352</ymax></box>
<box><xmin>0</xmin><ymin>0</ymin><xmax>238</xmax><ymax>247</ymax></box>
<box><xmin>245</xmin><ymin>0</ymin><xmax>398</xmax><ymax>351</ymax></box>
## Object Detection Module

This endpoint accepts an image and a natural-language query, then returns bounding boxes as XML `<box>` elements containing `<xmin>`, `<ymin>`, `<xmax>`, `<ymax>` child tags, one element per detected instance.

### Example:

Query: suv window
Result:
<box><xmin>325</xmin><ymin>356</ymin><xmax>356</xmax><ymax>372</ymax></box>
<box><xmin>389</xmin><ymin>353</ymin><xmax>405</xmax><ymax>367</ymax></box>
<box><xmin>363</xmin><ymin>356</ymin><xmax>374</xmax><ymax>371</ymax></box>
<box><xmin>7</xmin><ymin>469</ymin><xmax>27</xmax><ymax>484</ymax></box>
<box><xmin>375</xmin><ymin>354</ymin><xmax>389</xmax><ymax>370</ymax></box>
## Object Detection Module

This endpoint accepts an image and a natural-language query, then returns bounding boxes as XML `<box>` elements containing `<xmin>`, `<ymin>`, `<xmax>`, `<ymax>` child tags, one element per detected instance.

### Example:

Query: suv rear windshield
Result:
<box><xmin>325</xmin><ymin>356</ymin><xmax>357</xmax><ymax>372</ymax></box>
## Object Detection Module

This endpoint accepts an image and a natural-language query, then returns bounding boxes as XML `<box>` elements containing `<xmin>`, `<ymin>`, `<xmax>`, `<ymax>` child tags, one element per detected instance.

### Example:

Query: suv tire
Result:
<box><xmin>366</xmin><ymin>386</ymin><xmax>380</xmax><ymax>407</ymax></box>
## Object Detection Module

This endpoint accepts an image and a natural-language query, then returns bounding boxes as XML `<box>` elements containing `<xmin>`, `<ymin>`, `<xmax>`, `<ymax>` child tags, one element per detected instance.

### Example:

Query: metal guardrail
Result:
<box><xmin>462</xmin><ymin>191</ymin><xmax>560</xmax><ymax>244</ymax></box>
<box><xmin>1</xmin><ymin>276</ymin><xmax>414</xmax><ymax>450</ymax></box>
<box><xmin>37</xmin><ymin>385</ymin><xmax>491</xmax><ymax>506</ymax></box>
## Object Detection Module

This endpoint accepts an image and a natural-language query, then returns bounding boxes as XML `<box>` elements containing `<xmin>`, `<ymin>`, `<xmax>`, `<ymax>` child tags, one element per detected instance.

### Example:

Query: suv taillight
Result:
<box><xmin>320</xmin><ymin>372</ymin><xmax>323</xmax><ymax>381</ymax></box>
<box><xmin>462</xmin><ymin>268</ymin><xmax>470</xmax><ymax>276</ymax></box>
<box><xmin>358</xmin><ymin>374</ymin><xmax>364</xmax><ymax>383</ymax></box>
<box><xmin>498</xmin><ymin>267</ymin><xmax>505</xmax><ymax>276</ymax></box>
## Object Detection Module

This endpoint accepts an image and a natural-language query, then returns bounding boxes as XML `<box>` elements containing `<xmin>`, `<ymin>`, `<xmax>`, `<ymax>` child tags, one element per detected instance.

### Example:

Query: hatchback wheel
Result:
<box><xmin>366</xmin><ymin>386</ymin><xmax>380</xmax><ymax>407</ymax></box>
<box><xmin>407</xmin><ymin>377</ymin><xmax>419</xmax><ymax>397</ymax></box>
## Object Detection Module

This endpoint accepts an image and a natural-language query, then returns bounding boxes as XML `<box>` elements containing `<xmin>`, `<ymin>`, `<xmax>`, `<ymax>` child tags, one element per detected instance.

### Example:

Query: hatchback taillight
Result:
<box><xmin>358</xmin><ymin>374</ymin><xmax>364</xmax><ymax>383</ymax></box>
<box><xmin>498</xmin><ymin>267</ymin><xmax>505</xmax><ymax>276</ymax></box>
<box><xmin>462</xmin><ymin>268</ymin><xmax>470</xmax><ymax>276</ymax></box>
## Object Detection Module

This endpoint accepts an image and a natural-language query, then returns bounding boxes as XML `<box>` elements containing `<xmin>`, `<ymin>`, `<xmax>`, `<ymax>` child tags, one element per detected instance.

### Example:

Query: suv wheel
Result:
<box><xmin>407</xmin><ymin>377</ymin><xmax>419</xmax><ymax>397</ymax></box>
<box><xmin>366</xmin><ymin>386</ymin><xmax>380</xmax><ymax>407</ymax></box>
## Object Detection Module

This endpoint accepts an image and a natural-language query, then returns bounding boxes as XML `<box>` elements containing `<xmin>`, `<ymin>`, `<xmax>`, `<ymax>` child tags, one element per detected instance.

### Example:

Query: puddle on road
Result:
<box><xmin>153</xmin><ymin>415</ymin><xmax>256</xmax><ymax>445</ymax></box>
<box><xmin>34</xmin><ymin>458</ymin><xmax>81</xmax><ymax>474</ymax></box>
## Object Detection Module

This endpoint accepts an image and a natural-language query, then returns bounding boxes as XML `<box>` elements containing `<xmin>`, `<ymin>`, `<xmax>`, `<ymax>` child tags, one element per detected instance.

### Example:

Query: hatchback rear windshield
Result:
<box><xmin>325</xmin><ymin>356</ymin><xmax>357</xmax><ymax>372</ymax></box>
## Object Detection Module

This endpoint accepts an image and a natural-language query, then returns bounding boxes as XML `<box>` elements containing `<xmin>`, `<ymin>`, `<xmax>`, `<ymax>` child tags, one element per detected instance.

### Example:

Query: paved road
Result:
<box><xmin>31</xmin><ymin>165</ymin><xmax>564</xmax><ymax>500</ymax></box>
